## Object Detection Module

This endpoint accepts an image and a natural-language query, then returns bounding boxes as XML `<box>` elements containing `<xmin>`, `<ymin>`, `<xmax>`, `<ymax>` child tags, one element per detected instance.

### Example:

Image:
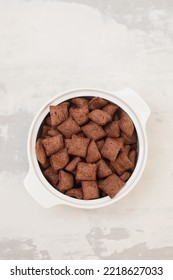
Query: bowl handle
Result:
<box><xmin>113</xmin><ymin>88</ymin><xmax>151</xmax><ymax>126</ymax></box>
<box><xmin>24</xmin><ymin>168</ymin><xmax>63</xmax><ymax>208</ymax></box>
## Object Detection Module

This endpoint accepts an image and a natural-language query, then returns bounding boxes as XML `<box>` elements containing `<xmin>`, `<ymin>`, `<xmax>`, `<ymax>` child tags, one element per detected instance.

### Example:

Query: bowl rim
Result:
<box><xmin>27</xmin><ymin>88</ymin><xmax>148</xmax><ymax>208</ymax></box>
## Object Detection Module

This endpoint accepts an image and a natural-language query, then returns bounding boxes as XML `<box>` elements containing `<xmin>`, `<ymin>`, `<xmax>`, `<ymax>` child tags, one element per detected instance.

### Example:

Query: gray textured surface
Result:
<box><xmin>0</xmin><ymin>0</ymin><xmax>173</xmax><ymax>259</ymax></box>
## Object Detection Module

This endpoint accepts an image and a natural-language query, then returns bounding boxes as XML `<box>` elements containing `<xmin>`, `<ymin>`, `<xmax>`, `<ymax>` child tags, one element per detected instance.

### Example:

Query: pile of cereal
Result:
<box><xmin>35</xmin><ymin>97</ymin><xmax>137</xmax><ymax>200</ymax></box>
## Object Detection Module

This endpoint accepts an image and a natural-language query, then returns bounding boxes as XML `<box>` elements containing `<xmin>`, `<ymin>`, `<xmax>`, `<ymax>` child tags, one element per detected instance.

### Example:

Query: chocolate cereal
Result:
<box><xmin>35</xmin><ymin>96</ymin><xmax>138</xmax><ymax>200</ymax></box>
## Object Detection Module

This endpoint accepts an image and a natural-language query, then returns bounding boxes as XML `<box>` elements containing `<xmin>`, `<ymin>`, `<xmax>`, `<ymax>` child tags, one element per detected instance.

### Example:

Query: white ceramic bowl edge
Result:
<box><xmin>24</xmin><ymin>88</ymin><xmax>151</xmax><ymax>209</ymax></box>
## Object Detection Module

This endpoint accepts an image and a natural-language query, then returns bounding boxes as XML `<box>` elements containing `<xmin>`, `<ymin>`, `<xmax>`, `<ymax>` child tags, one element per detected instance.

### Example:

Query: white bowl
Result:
<box><xmin>24</xmin><ymin>88</ymin><xmax>150</xmax><ymax>209</ymax></box>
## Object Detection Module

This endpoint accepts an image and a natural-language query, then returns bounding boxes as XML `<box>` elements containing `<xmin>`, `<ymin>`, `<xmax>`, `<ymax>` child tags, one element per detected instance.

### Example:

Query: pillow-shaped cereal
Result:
<box><xmin>119</xmin><ymin>111</ymin><xmax>134</xmax><ymax>137</ymax></box>
<box><xmin>102</xmin><ymin>103</ymin><xmax>119</xmax><ymax>117</ymax></box>
<box><xmin>57</xmin><ymin>117</ymin><xmax>81</xmax><ymax>138</ymax></box>
<box><xmin>76</xmin><ymin>162</ymin><xmax>97</xmax><ymax>181</ymax></box>
<box><xmin>50</xmin><ymin>148</ymin><xmax>69</xmax><ymax>171</ymax></box>
<box><xmin>43</xmin><ymin>167</ymin><xmax>59</xmax><ymax>186</ymax></box>
<box><xmin>88</xmin><ymin>97</ymin><xmax>108</xmax><ymax>110</ymax></box>
<box><xmin>101</xmin><ymin>137</ymin><xmax>124</xmax><ymax>162</ymax></box>
<box><xmin>69</xmin><ymin>105</ymin><xmax>89</xmax><ymax>125</ymax></box>
<box><xmin>82</xmin><ymin>181</ymin><xmax>99</xmax><ymax>200</ymax></box>
<box><xmin>66</xmin><ymin>188</ymin><xmax>83</xmax><ymax>199</ymax></box>
<box><xmin>71</xmin><ymin>97</ymin><xmax>89</xmax><ymax>108</ymax></box>
<box><xmin>82</xmin><ymin>121</ymin><xmax>106</xmax><ymax>141</ymax></box>
<box><xmin>86</xmin><ymin>140</ymin><xmax>101</xmax><ymax>163</ymax></box>
<box><xmin>35</xmin><ymin>138</ymin><xmax>47</xmax><ymax>165</ymax></box>
<box><xmin>56</xmin><ymin>170</ymin><xmax>74</xmax><ymax>192</ymax></box>
<box><xmin>66</xmin><ymin>134</ymin><xmax>90</xmax><ymax>158</ymax></box>
<box><xmin>97</xmin><ymin>159</ymin><xmax>112</xmax><ymax>178</ymax></box>
<box><xmin>88</xmin><ymin>109</ymin><xmax>112</xmax><ymax>125</ymax></box>
<box><xmin>65</xmin><ymin>156</ymin><xmax>81</xmax><ymax>173</ymax></box>
<box><xmin>50</xmin><ymin>102</ymin><xmax>69</xmax><ymax>126</ymax></box>
<box><xmin>42</xmin><ymin>134</ymin><xmax>64</xmax><ymax>156</ymax></box>
<box><xmin>99</xmin><ymin>174</ymin><xmax>125</xmax><ymax>198</ymax></box>
<box><xmin>104</xmin><ymin>120</ymin><xmax>120</xmax><ymax>138</ymax></box>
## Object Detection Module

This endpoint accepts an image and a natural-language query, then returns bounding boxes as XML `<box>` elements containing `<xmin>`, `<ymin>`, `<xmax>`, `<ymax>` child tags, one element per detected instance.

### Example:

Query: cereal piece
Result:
<box><xmin>43</xmin><ymin>167</ymin><xmax>59</xmax><ymax>186</ymax></box>
<box><xmin>42</xmin><ymin>134</ymin><xmax>64</xmax><ymax>156</ymax></box>
<box><xmin>66</xmin><ymin>188</ymin><xmax>83</xmax><ymax>199</ymax></box>
<box><xmin>47</xmin><ymin>128</ymin><xmax>60</xmax><ymax>137</ymax></box>
<box><xmin>41</xmin><ymin>125</ymin><xmax>50</xmax><ymax>138</ymax></box>
<box><xmin>86</xmin><ymin>140</ymin><xmax>101</xmax><ymax>163</ymax></box>
<box><xmin>97</xmin><ymin>159</ymin><xmax>112</xmax><ymax>178</ymax></box>
<box><xmin>88</xmin><ymin>97</ymin><xmax>108</xmax><ymax>110</ymax></box>
<box><xmin>111</xmin><ymin>151</ymin><xmax>133</xmax><ymax>175</ymax></box>
<box><xmin>116</xmin><ymin>152</ymin><xmax>133</xmax><ymax>171</ymax></box>
<box><xmin>76</xmin><ymin>162</ymin><xmax>97</xmax><ymax>181</ymax></box>
<box><xmin>119</xmin><ymin>111</ymin><xmax>134</xmax><ymax>137</ymax></box>
<box><xmin>88</xmin><ymin>109</ymin><xmax>112</xmax><ymax>125</ymax></box>
<box><xmin>50</xmin><ymin>148</ymin><xmax>69</xmax><ymax>171</ymax></box>
<box><xmin>111</xmin><ymin>160</ymin><xmax>124</xmax><ymax>175</ymax></box>
<box><xmin>82</xmin><ymin>181</ymin><xmax>99</xmax><ymax>200</ymax></box>
<box><xmin>104</xmin><ymin>120</ymin><xmax>120</xmax><ymax>138</ymax></box>
<box><xmin>65</xmin><ymin>156</ymin><xmax>81</xmax><ymax>172</ymax></box>
<box><xmin>66</xmin><ymin>135</ymin><xmax>90</xmax><ymax>158</ymax></box>
<box><xmin>121</xmin><ymin>131</ymin><xmax>137</xmax><ymax>144</ymax></box>
<box><xmin>56</xmin><ymin>170</ymin><xmax>74</xmax><ymax>192</ymax></box>
<box><xmin>99</xmin><ymin>174</ymin><xmax>125</xmax><ymax>198</ymax></box>
<box><xmin>35</xmin><ymin>138</ymin><xmax>47</xmax><ymax>165</ymax></box>
<box><xmin>57</xmin><ymin>117</ymin><xmax>81</xmax><ymax>138</ymax></box>
<box><xmin>82</xmin><ymin>121</ymin><xmax>106</xmax><ymax>141</ymax></box>
<box><xmin>50</xmin><ymin>103</ymin><xmax>69</xmax><ymax>126</ymax></box>
<box><xmin>102</xmin><ymin>103</ymin><xmax>119</xmax><ymax>117</ymax></box>
<box><xmin>101</xmin><ymin>137</ymin><xmax>124</xmax><ymax>162</ymax></box>
<box><xmin>96</xmin><ymin>140</ymin><xmax>105</xmax><ymax>152</ymax></box>
<box><xmin>120</xmin><ymin>171</ymin><xmax>131</xmax><ymax>181</ymax></box>
<box><xmin>69</xmin><ymin>105</ymin><xmax>89</xmax><ymax>125</ymax></box>
<box><xmin>71</xmin><ymin>97</ymin><xmax>89</xmax><ymax>108</ymax></box>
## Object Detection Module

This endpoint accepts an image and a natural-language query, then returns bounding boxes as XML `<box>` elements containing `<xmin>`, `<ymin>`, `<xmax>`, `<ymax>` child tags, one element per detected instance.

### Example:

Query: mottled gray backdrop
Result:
<box><xmin>0</xmin><ymin>0</ymin><xmax>173</xmax><ymax>259</ymax></box>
